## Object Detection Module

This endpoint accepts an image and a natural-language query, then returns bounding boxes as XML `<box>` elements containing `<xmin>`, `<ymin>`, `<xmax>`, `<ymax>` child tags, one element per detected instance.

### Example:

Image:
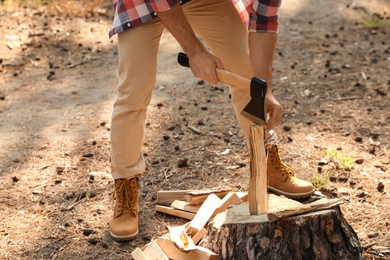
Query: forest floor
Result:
<box><xmin>0</xmin><ymin>0</ymin><xmax>389</xmax><ymax>259</ymax></box>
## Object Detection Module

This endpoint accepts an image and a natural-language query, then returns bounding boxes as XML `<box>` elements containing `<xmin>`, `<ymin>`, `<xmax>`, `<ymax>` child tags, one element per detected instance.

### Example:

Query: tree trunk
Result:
<box><xmin>201</xmin><ymin>203</ymin><xmax>362</xmax><ymax>260</ymax></box>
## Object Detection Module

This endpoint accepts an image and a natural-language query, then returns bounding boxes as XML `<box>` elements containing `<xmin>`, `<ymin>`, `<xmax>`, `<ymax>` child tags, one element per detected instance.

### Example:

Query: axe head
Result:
<box><xmin>240</xmin><ymin>77</ymin><xmax>267</xmax><ymax>125</ymax></box>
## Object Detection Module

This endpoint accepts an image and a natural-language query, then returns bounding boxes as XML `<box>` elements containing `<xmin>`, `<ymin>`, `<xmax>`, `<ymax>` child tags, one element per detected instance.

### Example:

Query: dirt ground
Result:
<box><xmin>0</xmin><ymin>0</ymin><xmax>389</xmax><ymax>259</ymax></box>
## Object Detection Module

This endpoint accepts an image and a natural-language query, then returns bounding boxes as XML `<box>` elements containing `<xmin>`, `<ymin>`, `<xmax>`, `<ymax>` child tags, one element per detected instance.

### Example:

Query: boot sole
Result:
<box><xmin>267</xmin><ymin>186</ymin><xmax>314</xmax><ymax>199</ymax></box>
<box><xmin>109</xmin><ymin>230</ymin><xmax>139</xmax><ymax>241</ymax></box>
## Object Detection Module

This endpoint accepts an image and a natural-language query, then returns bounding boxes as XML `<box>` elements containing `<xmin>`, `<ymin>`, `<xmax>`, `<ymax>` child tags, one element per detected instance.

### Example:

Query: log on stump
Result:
<box><xmin>201</xmin><ymin>200</ymin><xmax>362</xmax><ymax>260</ymax></box>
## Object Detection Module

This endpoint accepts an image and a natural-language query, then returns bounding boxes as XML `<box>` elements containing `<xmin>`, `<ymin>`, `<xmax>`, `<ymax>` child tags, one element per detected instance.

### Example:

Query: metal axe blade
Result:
<box><xmin>241</xmin><ymin>78</ymin><xmax>267</xmax><ymax>126</ymax></box>
<box><xmin>177</xmin><ymin>52</ymin><xmax>267</xmax><ymax>125</ymax></box>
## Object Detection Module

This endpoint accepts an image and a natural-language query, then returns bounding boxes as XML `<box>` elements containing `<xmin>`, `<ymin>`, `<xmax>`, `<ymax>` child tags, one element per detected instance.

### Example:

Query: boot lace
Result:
<box><xmin>114</xmin><ymin>179</ymin><xmax>138</xmax><ymax>214</ymax></box>
<box><xmin>269</xmin><ymin>145</ymin><xmax>295</xmax><ymax>176</ymax></box>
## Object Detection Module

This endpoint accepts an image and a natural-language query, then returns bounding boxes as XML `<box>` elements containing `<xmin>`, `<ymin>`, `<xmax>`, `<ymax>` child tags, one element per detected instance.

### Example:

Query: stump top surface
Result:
<box><xmin>213</xmin><ymin>194</ymin><xmax>342</xmax><ymax>226</ymax></box>
<box><xmin>215</xmin><ymin>194</ymin><xmax>302</xmax><ymax>225</ymax></box>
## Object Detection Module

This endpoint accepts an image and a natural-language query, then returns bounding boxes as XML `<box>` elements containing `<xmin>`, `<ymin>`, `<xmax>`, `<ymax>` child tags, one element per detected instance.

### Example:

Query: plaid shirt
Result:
<box><xmin>109</xmin><ymin>0</ymin><xmax>281</xmax><ymax>38</ymax></box>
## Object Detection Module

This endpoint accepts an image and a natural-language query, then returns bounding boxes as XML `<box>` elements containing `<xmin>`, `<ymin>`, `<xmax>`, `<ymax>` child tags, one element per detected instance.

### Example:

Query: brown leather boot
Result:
<box><xmin>267</xmin><ymin>145</ymin><xmax>314</xmax><ymax>198</ymax></box>
<box><xmin>109</xmin><ymin>178</ymin><xmax>139</xmax><ymax>241</ymax></box>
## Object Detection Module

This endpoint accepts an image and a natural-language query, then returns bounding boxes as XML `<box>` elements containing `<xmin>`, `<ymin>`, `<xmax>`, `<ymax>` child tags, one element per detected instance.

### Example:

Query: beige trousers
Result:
<box><xmin>111</xmin><ymin>0</ymin><xmax>256</xmax><ymax>179</ymax></box>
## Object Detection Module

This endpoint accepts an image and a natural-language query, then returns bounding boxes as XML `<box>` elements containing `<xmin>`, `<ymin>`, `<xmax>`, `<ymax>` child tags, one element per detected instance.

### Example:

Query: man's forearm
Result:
<box><xmin>249</xmin><ymin>32</ymin><xmax>283</xmax><ymax>130</ymax></box>
<box><xmin>157</xmin><ymin>4</ymin><xmax>223</xmax><ymax>84</ymax></box>
<box><xmin>248</xmin><ymin>32</ymin><xmax>277</xmax><ymax>94</ymax></box>
<box><xmin>157</xmin><ymin>4</ymin><xmax>204</xmax><ymax>57</ymax></box>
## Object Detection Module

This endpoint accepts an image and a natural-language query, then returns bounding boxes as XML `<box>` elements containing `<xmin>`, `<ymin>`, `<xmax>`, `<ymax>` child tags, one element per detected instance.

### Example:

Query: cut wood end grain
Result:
<box><xmin>141</xmin><ymin>241</ymin><xmax>169</xmax><ymax>260</ymax></box>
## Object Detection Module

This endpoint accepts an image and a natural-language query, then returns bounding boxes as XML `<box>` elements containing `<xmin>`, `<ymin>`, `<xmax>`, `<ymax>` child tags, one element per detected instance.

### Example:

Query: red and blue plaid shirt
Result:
<box><xmin>109</xmin><ymin>0</ymin><xmax>281</xmax><ymax>38</ymax></box>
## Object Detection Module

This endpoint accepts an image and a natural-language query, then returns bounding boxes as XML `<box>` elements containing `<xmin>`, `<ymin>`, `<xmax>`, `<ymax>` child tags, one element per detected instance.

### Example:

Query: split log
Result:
<box><xmin>157</xmin><ymin>190</ymin><xmax>193</xmax><ymax>206</ymax></box>
<box><xmin>248</xmin><ymin>124</ymin><xmax>268</xmax><ymax>215</ymax></box>
<box><xmin>131</xmin><ymin>248</ymin><xmax>148</xmax><ymax>260</ymax></box>
<box><xmin>185</xmin><ymin>190</ymin><xmax>232</xmax><ymax>205</ymax></box>
<box><xmin>192</xmin><ymin>228</ymin><xmax>207</xmax><ymax>245</ymax></box>
<box><xmin>157</xmin><ymin>236</ymin><xmax>218</xmax><ymax>260</ymax></box>
<box><xmin>201</xmin><ymin>200</ymin><xmax>362</xmax><ymax>260</ymax></box>
<box><xmin>171</xmin><ymin>200</ymin><xmax>201</xmax><ymax>213</ymax></box>
<box><xmin>157</xmin><ymin>189</ymin><xmax>232</xmax><ymax>206</ymax></box>
<box><xmin>155</xmin><ymin>205</ymin><xmax>195</xmax><ymax>220</ymax></box>
<box><xmin>188</xmin><ymin>194</ymin><xmax>221</xmax><ymax>235</ymax></box>
<box><xmin>141</xmin><ymin>241</ymin><xmax>169</xmax><ymax>260</ymax></box>
<box><xmin>211</xmin><ymin>192</ymin><xmax>242</xmax><ymax>218</ymax></box>
<box><xmin>168</xmin><ymin>225</ymin><xmax>196</xmax><ymax>251</ymax></box>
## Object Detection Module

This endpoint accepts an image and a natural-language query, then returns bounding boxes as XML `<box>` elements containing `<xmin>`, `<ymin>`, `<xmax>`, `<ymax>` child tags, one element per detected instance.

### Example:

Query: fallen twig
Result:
<box><xmin>66</xmin><ymin>197</ymin><xmax>87</xmax><ymax>211</ymax></box>
<box><xmin>187</xmin><ymin>126</ymin><xmax>202</xmax><ymax>135</ymax></box>
<box><xmin>66</xmin><ymin>57</ymin><xmax>100</xmax><ymax>69</ymax></box>
<box><xmin>321</xmin><ymin>97</ymin><xmax>363</xmax><ymax>102</ymax></box>
<box><xmin>361</xmin><ymin>242</ymin><xmax>377</xmax><ymax>250</ymax></box>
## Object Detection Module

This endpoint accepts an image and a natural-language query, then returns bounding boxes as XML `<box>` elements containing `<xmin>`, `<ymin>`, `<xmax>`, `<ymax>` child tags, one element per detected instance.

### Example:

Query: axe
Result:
<box><xmin>178</xmin><ymin>52</ymin><xmax>269</xmax><ymax>215</ymax></box>
<box><xmin>177</xmin><ymin>52</ymin><xmax>266</xmax><ymax>126</ymax></box>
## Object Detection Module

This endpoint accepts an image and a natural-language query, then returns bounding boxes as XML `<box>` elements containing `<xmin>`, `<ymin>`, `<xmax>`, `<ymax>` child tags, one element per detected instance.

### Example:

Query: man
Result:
<box><xmin>108</xmin><ymin>0</ymin><xmax>314</xmax><ymax>241</ymax></box>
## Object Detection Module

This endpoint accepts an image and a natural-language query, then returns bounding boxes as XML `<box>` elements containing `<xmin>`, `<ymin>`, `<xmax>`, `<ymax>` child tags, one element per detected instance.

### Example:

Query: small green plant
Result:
<box><xmin>323</xmin><ymin>148</ymin><xmax>354</xmax><ymax>171</ymax></box>
<box><xmin>363</xmin><ymin>15</ymin><xmax>383</xmax><ymax>29</ymax></box>
<box><xmin>310</xmin><ymin>172</ymin><xmax>329</xmax><ymax>188</ymax></box>
<box><xmin>360</xmin><ymin>11</ymin><xmax>390</xmax><ymax>29</ymax></box>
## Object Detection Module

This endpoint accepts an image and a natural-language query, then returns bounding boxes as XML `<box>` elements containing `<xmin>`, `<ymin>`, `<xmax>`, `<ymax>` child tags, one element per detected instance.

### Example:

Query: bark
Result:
<box><xmin>201</xmin><ymin>206</ymin><xmax>362</xmax><ymax>260</ymax></box>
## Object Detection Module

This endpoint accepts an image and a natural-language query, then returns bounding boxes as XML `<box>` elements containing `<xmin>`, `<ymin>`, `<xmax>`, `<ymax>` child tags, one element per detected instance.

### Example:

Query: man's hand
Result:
<box><xmin>188</xmin><ymin>51</ymin><xmax>223</xmax><ymax>84</ymax></box>
<box><xmin>264</xmin><ymin>93</ymin><xmax>283</xmax><ymax>131</ymax></box>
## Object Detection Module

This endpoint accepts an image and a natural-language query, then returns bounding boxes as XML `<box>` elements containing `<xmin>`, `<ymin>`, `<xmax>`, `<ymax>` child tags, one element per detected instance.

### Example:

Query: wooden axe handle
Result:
<box><xmin>215</xmin><ymin>68</ymin><xmax>250</xmax><ymax>92</ymax></box>
<box><xmin>178</xmin><ymin>52</ymin><xmax>250</xmax><ymax>92</ymax></box>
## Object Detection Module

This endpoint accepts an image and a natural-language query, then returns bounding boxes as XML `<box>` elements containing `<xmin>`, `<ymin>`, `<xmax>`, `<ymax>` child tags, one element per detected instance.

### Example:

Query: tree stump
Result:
<box><xmin>201</xmin><ymin>198</ymin><xmax>362</xmax><ymax>260</ymax></box>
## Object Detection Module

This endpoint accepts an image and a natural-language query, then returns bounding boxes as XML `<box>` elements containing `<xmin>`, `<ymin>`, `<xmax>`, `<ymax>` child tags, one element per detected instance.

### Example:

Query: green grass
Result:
<box><xmin>363</xmin><ymin>15</ymin><xmax>383</xmax><ymax>29</ymax></box>
<box><xmin>310</xmin><ymin>172</ymin><xmax>329</xmax><ymax>189</ymax></box>
<box><xmin>361</xmin><ymin>11</ymin><xmax>390</xmax><ymax>29</ymax></box>
<box><xmin>323</xmin><ymin>148</ymin><xmax>354</xmax><ymax>171</ymax></box>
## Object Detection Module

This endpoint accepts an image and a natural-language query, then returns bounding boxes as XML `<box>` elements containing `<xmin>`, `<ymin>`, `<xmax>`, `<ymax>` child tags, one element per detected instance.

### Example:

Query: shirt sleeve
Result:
<box><xmin>248</xmin><ymin>0</ymin><xmax>282</xmax><ymax>33</ymax></box>
<box><xmin>148</xmin><ymin>0</ymin><xmax>180</xmax><ymax>13</ymax></box>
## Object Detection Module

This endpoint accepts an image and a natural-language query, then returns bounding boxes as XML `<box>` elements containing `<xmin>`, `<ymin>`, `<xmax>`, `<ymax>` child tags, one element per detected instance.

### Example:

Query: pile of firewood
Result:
<box><xmin>131</xmin><ymin>189</ymin><xmax>247</xmax><ymax>259</ymax></box>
